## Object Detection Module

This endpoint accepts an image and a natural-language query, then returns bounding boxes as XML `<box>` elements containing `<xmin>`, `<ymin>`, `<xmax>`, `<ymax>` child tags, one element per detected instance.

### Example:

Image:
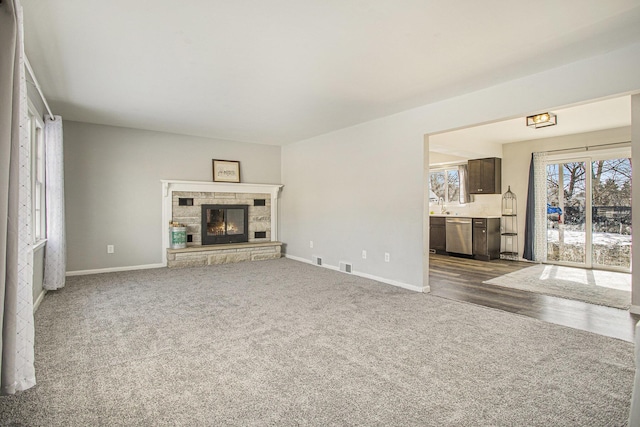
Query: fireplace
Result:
<box><xmin>201</xmin><ymin>205</ymin><xmax>249</xmax><ymax>245</ymax></box>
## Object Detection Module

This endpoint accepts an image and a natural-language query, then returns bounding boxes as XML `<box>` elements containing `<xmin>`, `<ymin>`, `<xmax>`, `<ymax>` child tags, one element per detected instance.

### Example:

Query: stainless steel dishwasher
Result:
<box><xmin>445</xmin><ymin>217</ymin><xmax>473</xmax><ymax>255</ymax></box>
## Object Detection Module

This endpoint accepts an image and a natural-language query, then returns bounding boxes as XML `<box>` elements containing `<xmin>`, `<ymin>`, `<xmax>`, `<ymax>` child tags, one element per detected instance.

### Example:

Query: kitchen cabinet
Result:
<box><xmin>429</xmin><ymin>217</ymin><xmax>446</xmax><ymax>253</ymax></box>
<box><xmin>472</xmin><ymin>218</ymin><xmax>501</xmax><ymax>261</ymax></box>
<box><xmin>468</xmin><ymin>157</ymin><xmax>502</xmax><ymax>194</ymax></box>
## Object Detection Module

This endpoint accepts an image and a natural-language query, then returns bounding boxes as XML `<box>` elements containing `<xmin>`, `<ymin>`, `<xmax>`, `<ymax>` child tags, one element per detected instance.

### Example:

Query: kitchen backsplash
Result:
<box><xmin>429</xmin><ymin>194</ymin><xmax>502</xmax><ymax>217</ymax></box>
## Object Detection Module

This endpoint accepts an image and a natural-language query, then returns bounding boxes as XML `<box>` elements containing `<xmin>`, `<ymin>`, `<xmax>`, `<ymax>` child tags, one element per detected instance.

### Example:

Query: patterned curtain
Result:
<box><xmin>44</xmin><ymin>116</ymin><xmax>66</xmax><ymax>290</ymax></box>
<box><xmin>523</xmin><ymin>152</ymin><xmax>548</xmax><ymax>262</ymax></box>
<box><xmin>0</xmin><ymin>0</ymin><xmax>36</xmax><ymax>394</ymax></box>
<box><xmin>533</xmin><ymin>152</ymin><xmax>548</xmax><ymax>262</ymax></box>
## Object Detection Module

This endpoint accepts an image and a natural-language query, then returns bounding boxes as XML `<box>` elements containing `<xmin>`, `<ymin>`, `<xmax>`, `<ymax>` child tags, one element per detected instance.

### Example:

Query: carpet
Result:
<box><xmin>0</xmin><ymin>258</ymin><xmax>634</xmax><ymax>426</ymax></box>
<box><xmin>483</xmin><ymin>263</ymin><xmax>631</xmax><ymax>310</ymax></box>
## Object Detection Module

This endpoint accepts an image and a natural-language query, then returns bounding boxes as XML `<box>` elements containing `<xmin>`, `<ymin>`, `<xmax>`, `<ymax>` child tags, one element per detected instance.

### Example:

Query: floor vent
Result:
<box><xmin>312</xmin><ymin>256</ymin><xmax>322</xmax><ymax>266</ymax></box>
<box><xmin>339</xmin><ymin>262</ymin><xmax>352</xmax><ymax>274</ymax></box>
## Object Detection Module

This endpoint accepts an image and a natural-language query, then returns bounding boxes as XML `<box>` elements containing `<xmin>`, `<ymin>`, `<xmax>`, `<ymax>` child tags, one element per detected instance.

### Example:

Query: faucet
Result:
<box><xmin>439</xmin><ymin>197</ymin><xmax>446</xmax><ymax>214</ymax></box>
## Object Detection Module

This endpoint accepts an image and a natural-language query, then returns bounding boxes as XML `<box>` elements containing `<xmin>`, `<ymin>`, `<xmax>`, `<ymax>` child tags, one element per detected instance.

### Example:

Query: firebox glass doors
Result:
<box><xmin>202</xmin><ymin>204</ymin><xmax>248</xmax><ymax>244</ymax></box>
<box><xmin>207</xmin><ymin>208</ymin><xmax>245</xmax><ymax>236</ymax></box>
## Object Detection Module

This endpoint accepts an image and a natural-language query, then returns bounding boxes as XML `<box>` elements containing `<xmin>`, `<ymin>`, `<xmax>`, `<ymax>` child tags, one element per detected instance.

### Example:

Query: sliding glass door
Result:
<box><xmin>545</xmin><ymin>150</ymin><xmax>631</xmax><ymax>271</ymax></box>
<box><xmin>591</xmin><ymin>158</ymin><xmax>632</xmax><ymax>270</ymax></box>
<box><xmin>546</xmin><ymin>160</ymin><xmax>589</xmax><ymax>266</ymax></box>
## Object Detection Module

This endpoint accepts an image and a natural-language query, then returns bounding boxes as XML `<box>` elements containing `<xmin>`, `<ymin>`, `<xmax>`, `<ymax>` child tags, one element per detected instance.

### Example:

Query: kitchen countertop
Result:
<box><xmin>429</xmin><ymin>214</ymin><xmax>501</xmax><ymax>219</ymax></box>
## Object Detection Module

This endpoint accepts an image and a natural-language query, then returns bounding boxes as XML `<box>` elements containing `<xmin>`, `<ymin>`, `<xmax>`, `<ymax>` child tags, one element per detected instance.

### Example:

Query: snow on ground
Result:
<box><xmin>547</xmin><ymin>229</ymin><xmax>631</xmax><ymax>246</ymax></box>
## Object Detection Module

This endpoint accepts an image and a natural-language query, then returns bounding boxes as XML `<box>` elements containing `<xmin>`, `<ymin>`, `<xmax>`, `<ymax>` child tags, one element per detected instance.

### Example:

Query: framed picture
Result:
<box><xmin>212</xmin><ymin>159</ymin><xmax>241</xmax><ymax>183</ymax></box>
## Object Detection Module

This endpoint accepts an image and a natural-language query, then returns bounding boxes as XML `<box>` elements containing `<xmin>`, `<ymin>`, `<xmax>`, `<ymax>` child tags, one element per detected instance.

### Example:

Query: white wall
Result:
<box><xmin>428</xmin><ymin>152</ymin><xmax>468</xmax><ymax>165</ymax></box>
<box><xmin>281</xmin><ymin>114</ymin><xmax>426</xmax><ymax>289</ymax></box>
<box><xmin>502</xmin><ymin>126</ymin><xmax>631</xmax><ymax>258</ymax></box>
<box><xmin>64</xmin><ymin>121</ymin><xmax>281</xmax><ymax>272</ymax></box>
<box><xmin>281</xmin><ymin>41</ymin><xmax>640</xmax><ymax>292</ymax></box>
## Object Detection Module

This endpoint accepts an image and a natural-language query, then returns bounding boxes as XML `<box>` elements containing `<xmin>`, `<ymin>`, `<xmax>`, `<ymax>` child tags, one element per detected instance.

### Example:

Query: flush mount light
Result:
<box><xmin>526</xmin><ymin>112</ymin><xmax>557</xmax><ymax>128</ymax></box>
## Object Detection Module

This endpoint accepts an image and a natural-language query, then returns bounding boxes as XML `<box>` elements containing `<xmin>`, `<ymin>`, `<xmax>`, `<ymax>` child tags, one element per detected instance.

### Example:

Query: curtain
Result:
<box><xmin>523</xmin><ymin>154</ymin><xmax>535</xmax><ymax>260</ymax></box>
<box><xmin>523</xmin><ymin>152</ymin><xmax>548</xmax><ymax>262</ymax></box>
<box><xmin>533</xmin><ymin>152</ymin><xmax>548</xmax><ymax>262</ymax></box>
<box><xmin>458</xmin><ymin>164</ymin><xmax>471</xmax><ymax>204</ymax></box>
<box><xmin>0</xmin><ymin>0</ymin><xmax>36</xmax><ymax>395</ymax></box>
<box><xmin>43</xmin><ymin>116</ymin><xmax>66</xmax><ymax>290</ymax></box>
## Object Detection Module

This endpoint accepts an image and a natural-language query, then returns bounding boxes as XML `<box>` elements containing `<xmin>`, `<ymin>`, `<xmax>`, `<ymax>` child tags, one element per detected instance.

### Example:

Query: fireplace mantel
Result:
<box><xmin>161</xmin><ymin>180</ymin><xmax>283</xmax><ymax>266</ymax></box>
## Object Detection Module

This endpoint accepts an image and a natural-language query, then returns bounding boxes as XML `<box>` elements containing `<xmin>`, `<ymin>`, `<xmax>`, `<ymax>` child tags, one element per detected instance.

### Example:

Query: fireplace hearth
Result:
<box><xmin>201</xmin><ymin>204</ymin><xmax>248</xmax><ymax>245</ymax></box>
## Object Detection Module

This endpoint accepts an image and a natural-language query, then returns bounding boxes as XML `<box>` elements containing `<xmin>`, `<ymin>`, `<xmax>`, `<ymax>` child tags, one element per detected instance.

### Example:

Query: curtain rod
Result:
<box><xmin>24</xmin><ymin>55</ymin><xmax>54</xmax><ymax>120</ymax></box>
<box><xmin>544</xmin><ymin>141</ymin><xmax>630</xmax><ymax>154</ymax></box>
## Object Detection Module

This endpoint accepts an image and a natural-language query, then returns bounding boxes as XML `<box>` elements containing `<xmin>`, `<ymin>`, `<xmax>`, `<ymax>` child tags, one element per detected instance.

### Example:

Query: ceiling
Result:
<box><xmin>429</xmin><ymin>95</ymin><xmax>632</xmax><ymax>160</ymax></box>
<box><xmin>22</xmin><ymin>0</ymin><xmax>640</xmax><ymax>145</ymax></box>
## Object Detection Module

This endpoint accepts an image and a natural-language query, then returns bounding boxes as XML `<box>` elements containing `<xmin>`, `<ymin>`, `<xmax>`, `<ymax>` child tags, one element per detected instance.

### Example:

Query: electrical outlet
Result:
<box><xmin>310</xmin><ymin>240</ymin><xmax>314</xmax><ymax>248</ymax></box>
<box><xmin>107</xmin><ymin>244</ymin><xmax>115</xmax><ymax>254</ymax></box>
<box><xmin>384</xmin><ymin>252</ymin><xmax>390</xmax><ymax>262</ymax></box>
<box><xmin>362</xmin><ymin>250</ymin><xmax>367</xmax><ymax>259</ymax></box>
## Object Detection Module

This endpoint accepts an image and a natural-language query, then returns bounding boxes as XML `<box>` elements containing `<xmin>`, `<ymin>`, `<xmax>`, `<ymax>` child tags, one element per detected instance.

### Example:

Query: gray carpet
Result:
<box><xmin>0</xmin><ymin>258</ymin><xmax>634</xmax><ymax>426</ymax></box>
<box><xmin>483</xmin><ymin>263</ymin><xmax>631</xmax><ymax>310</ymax></box>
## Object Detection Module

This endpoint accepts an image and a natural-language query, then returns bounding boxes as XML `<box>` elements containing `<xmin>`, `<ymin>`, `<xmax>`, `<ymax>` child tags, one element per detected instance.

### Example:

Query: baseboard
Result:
<box><xmin>284</xmin><ymin>254</ymin><xmax>425</xmax><ymax>293</ymax></box>
<box><xmin>67</xmin><ymin>257</ymin><xmax>426</xmax><ymax>292</ymax></box>
<box><xmin>630</xmin><ymin>305</ymin><xmax>640</xmax><ymax>315</ymax></box>
<box><xmin>66</xmin><ymin>263</ymin><xmax>165</xmax><ymax>276</ymax></box>
<box><xmin>33</xmin><ymin>289</ymin><xmax>46</xmax><ymax>313</ymax></box>
<box><xmin>354</xmin><ymin>270</ymin><xmax>427</xmax><ymax>293</ymax></box>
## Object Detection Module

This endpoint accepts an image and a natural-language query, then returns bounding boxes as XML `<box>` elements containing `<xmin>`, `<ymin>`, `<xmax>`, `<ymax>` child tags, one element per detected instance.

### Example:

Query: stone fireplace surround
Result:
<box><xmin>161</xmin><ymin>180</ymin><xmax>283</xmax><ymax>267</ymax></box>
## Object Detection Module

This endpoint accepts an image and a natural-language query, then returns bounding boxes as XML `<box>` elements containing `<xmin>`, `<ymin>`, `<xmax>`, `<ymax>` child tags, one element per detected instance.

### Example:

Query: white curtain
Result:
<box><xmin>458</xmin><ymin>164</ymin><xmax>472</xmax><ymax>204</ymax></box>
<box><xmin>0</xmin><ymin>0</ymin><xmax>36</xmax><ymax>394</ymax></box>
<box><xmin>533</xmin><ymin>152</ymin><xmax>548</xmax><ymax>262</ymax></box>
<box><xmin>44</xmin><ymin>116</ymin><xmax>66</xmax><ymax>290</ymax></box>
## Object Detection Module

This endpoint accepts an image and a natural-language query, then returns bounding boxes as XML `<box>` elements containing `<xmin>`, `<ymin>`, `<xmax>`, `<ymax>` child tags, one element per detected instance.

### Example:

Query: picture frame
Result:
<box><xmin>212</xmin><ymin>159</ymin><xmax>241</xmax><ymax>183</ymax></box>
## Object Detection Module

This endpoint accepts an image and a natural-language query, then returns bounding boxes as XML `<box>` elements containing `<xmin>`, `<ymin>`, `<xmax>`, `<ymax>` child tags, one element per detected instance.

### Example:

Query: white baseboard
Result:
<box><xmin>630</xmin><ymin>305</ymin><xmax>640</xmax><ymax>315</ymax></box>
<box><xmin>66</xmin><ymin>263</ymin><xmax>165</xmax><ymax>276</ymax></box>
<box><xmin>284</xmin><ymin>254</ymin><xmax>425</xmax><ymax>293</ymax></box>
<box><xmin>33</xmin><ymin>289</ymin><xmax>46</xmax><ymax>313</ymax></box>
<box><xmin>66</xmin><ymin>257</ymin><xmax>427</xmax><ymax>293</ymax></box>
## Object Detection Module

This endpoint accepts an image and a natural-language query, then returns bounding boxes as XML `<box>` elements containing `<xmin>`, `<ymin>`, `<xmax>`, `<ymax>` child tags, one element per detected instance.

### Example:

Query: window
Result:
<box><xmin>429</xmin><ymin>167</ymin><xmax>461</xmax><ymax>204</ymax></box>
<box><xmin>28</xmin><ymin>104</ymin><xmax>46</xmax><ymax>243</ymax></box>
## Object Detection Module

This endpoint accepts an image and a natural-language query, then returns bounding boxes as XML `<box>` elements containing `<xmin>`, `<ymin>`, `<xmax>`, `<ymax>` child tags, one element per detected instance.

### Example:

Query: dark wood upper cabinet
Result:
<box><xmin>468</xmin><ymin>157</ymin><xmax>501</xmax><ymax>194</ymax></box>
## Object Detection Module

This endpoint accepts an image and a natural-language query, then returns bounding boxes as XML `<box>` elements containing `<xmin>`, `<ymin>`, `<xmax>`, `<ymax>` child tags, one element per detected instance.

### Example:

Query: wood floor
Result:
<box><xmin>428</xmin><ymin>254</ymin><xmax>639</xmax><ymax>342</ymax></box>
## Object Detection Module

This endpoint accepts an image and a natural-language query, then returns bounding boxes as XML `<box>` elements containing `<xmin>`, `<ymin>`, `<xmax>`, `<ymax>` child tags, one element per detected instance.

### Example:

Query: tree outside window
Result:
<box><xmin>430</xmin><ymin>168</ymin><xmax>460</xmax><ymax>204</ymax></box>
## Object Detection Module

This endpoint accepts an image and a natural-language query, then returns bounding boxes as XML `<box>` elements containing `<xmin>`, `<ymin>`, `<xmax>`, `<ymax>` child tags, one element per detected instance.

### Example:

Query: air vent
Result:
<box><xmin>339</xmin><ymin>262</ymin><xmax>352</xmax><ymax>274</ymax></box>
<box><xmin>255</xmin><ymin>231</ymin><xmax>266</xmax><ymax>239</ymax></box>
<box><xmin>178</xmin><ymin>198</ymin><xmax>194</xmax><ymax>206</ymax></box>
<box><xmin>254</xmin><ymin>199</ymin><xmax>266</xmax><ymax>206</ymax></box>
<box><xmin>312</xmin><ymin>255</ymin><xmax>322</xmax><ymax>266</ymax></box>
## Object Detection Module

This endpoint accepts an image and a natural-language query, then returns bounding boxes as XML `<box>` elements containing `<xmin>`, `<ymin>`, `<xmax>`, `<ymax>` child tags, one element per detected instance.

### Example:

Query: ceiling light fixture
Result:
<box><xmin>526</xmin><ymin>112</ymin><xmax>557</xmax><ymax>128</ymax></box>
